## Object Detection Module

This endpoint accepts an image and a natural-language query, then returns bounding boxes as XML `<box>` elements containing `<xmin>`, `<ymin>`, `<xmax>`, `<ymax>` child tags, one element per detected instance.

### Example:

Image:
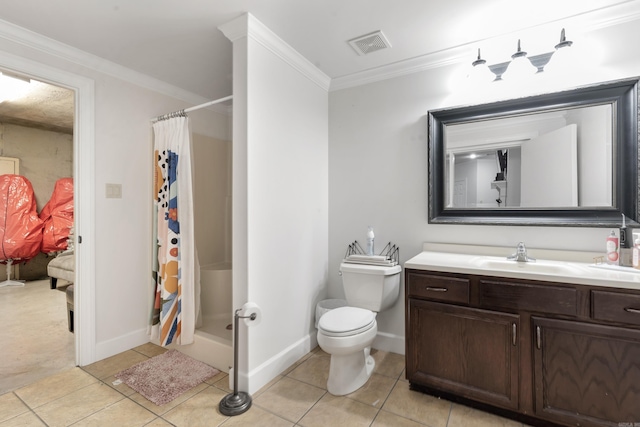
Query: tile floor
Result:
<box><xmin>0</xmin><ymin>342</ymin><xmax>530</xmax><ymax>427</ymax></box>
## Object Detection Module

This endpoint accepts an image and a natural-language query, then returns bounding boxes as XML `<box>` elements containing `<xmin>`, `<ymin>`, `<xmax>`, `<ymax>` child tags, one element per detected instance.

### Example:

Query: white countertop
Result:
<box><xmin>404</xmin><ymin>243</ymin><xmax>640</xmax><ymax>291</ymax></box>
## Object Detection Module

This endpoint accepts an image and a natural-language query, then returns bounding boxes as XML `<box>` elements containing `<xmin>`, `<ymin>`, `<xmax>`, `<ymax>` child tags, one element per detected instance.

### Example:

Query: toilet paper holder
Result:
<box><xmin>219</xmin><ymin>303</ymin><xmax>260</xmax><ymax>416</ymax></box>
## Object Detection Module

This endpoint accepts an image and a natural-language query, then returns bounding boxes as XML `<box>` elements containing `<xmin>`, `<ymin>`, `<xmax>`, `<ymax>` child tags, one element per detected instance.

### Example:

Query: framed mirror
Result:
<box><xmin>428</xmin><ymin>78</ymin><xmax>639</xmax><ymax>226</ymax></box>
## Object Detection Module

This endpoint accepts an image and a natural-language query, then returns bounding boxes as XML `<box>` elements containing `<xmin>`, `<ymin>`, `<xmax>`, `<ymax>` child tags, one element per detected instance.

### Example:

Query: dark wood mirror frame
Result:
<box><xmin>428</xmin><ymin>78</ymin><xmax>639</xmax><ymax>227</ymax></box>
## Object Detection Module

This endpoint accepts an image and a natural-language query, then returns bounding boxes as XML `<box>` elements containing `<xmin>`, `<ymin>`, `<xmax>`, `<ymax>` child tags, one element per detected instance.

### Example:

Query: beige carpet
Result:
<box><xmin>0</xmin><ymin>279</ymin><xmax>75</xmax><ymax>395</ymax></box>
<box><xmin>115</xmin><ymin>349</ymin><xmax>220</xmax><ymax>405</ymax></box>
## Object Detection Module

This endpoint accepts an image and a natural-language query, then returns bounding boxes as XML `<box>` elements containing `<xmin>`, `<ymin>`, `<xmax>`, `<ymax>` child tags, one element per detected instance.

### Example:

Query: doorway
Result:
<box><xmin>0</xmin><ymin>53</ymin><xmax>96</xmax><ymax>392</ymax></box>
<box><xmin>0</xmin><ymin>74</ymin><xmax>75</xmax><ymax>393</ymax></box>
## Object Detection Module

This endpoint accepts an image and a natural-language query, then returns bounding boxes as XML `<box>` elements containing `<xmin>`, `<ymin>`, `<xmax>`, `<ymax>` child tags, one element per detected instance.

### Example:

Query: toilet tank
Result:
<box><xmin>340</xmin><ymin>263</ymin><xmax>402</xmax><ymax>312</ymax></box>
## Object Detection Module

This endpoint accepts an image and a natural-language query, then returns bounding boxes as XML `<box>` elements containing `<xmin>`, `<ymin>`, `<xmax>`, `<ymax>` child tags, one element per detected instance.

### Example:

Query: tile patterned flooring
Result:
<box><xmin>0</xmin><ymin>342</ymin><xmax>530</xmax><ymax>427</ymax></box>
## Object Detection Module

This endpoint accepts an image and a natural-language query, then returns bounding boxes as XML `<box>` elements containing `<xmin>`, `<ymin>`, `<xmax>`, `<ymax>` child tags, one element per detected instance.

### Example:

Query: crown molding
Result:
<box><xmin>330</xmin><ymin>1</ymin><xmax>640</xmax><ymax>92</ymax></box>
<box><xmin>2</xmin><ymin>3</ymin><xmax>638</xmax><ymax>97</ymax></box>
<box><xmin>247</xmin><ymin>14</ymin><xmax>331</xmax><ymax>91</ymax></box>
<box><xmin>330</xmin><ymin>49</ymin><xmax>468</xmax><ymax>92</ymax></box>
<box><xmin>0</xmin><ymin>18</ymin><xmax>230</xmax><ymax>115</ymax></box>
<box><xmin>218</xmin><ymin>14</ymin><xmax>248</xmax><ymax>43</ymax></box>
<box><xmin>220</xmin><ymin>13</ymin><xmax>331</xmax><ymax>91</ymax></box>
<box><xmin>580</xmin><ymin>0</ymin><xmax>640</xmax><ymax>31</ymax></box>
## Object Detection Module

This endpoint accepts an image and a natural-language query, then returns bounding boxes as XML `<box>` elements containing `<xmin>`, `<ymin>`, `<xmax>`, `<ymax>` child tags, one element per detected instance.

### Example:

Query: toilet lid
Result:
<box><xmin>318</xmin><ymin>307</ymin><xmax>376</xmax><ymax>337</ymax></box>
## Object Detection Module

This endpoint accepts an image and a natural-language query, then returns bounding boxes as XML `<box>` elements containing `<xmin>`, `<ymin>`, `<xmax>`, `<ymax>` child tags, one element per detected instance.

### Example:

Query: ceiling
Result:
<box><xmin>0</xmin><ymin>80</ymin><xmax>74</xmax><ymax>133</ymax></box>
<box><xmin>0</xmin><ymin>0</ymin><xmax>637</xmax><ymax>131</ymax></box>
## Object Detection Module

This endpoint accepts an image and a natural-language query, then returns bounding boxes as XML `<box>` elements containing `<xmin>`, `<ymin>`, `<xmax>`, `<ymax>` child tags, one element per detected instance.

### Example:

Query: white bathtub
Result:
<box><xmin>199</xmin><ymin>262</ymin><xmax>232</xmax><ymax>338</ymax></box>
<box><xmin>169</xmin><ymin>262</ymin><xmax>233</xmax><ymax>372</ymax></box>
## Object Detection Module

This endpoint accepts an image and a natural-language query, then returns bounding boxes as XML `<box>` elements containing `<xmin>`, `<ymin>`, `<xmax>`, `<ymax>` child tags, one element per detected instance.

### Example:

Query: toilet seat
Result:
<box><xmin>318</xmin><ymin>306</ymin><xmax>376</xmax><ymax>337</ymax></box>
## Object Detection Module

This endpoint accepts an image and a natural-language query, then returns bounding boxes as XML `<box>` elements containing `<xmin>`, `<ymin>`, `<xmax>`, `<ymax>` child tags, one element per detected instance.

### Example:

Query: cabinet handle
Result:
<box><xmin>536</xmin><ymin>326</ymin><xmax>541</xmax><ymax>349</ymax></box>
<box><xmin>425</xmin><ymin>287</ymin><xmax>448</xmax><ymax>292</ymax></box>
<box><xmin>624</xmin><ymin>307</ymin><xmax>640</xmax><ymax>314</ymax></box>
<box><xmin>512</xmin><ymin>323</ymin><xmax>517</xmax><ymax>346</ymax></box>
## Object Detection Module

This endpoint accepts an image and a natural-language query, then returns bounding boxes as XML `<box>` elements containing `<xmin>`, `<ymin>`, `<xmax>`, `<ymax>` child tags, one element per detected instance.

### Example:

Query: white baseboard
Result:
<box><xmin>92</xmin><ymin>327</ymin><xmax>401</xmax><ymax>394</ymax></box>
<box><xmin>93</xmin><ymin>328</ymin><xmax>150</xmax><ymax>363</ymax></box>
<box><xmin>247</xmin><ymin>332</ymin><xmax>318</xmax><ymax>394</ymax></box>
<box><xmin>245</xmin><ymin>330</ymin><xmax>403</xmax><ymax>394</ymax></box>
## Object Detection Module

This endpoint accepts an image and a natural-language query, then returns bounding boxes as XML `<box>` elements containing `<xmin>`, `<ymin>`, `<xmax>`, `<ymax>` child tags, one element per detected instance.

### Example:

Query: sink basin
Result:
<box><xmin>405</xmin><ymin>244</ymin><xmax>640</xmax><ymax>289</ymax></box>
<box><xmin>470</xmin><ymin>258</ymin><xmax>586</xmax><ymax>276</ymax></box>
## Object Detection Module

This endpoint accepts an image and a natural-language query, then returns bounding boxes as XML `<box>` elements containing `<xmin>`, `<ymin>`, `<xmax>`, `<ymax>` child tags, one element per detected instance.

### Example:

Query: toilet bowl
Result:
<box><xmin>315</xmin><ymin>298</ymin><xmax>347</xmax><ymax>328</ymax></box>
<box><xmin>317</xmin><ymin>306</ymin><xmax>378</xmax><ymax>395</ymax></box>
<box><xmin>316</xmin><ymin>261</ymin><xmax>401</xmax><ymax>396</ymax></box>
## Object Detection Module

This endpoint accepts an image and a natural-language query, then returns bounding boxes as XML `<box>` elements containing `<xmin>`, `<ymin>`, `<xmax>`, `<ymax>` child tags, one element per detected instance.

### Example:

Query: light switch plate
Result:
<box><xmin>105</xmin><ymin>183</ymin><xmax>122</xmax><ymax>198</ymax></box>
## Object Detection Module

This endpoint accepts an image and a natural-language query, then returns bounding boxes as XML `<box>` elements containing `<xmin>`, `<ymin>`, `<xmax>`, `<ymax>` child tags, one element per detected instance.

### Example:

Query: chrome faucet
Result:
<box><xmin>507</xmin><ymin>242</ymin><xmax>536</xmax><ymax>262</ymax></box>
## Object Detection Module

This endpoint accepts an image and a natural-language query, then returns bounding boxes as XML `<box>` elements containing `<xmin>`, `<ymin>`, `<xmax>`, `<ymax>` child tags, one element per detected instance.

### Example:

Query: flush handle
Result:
<box><xmin>425</xmin><ymin>287</ymin><xmax>448</xmax><ymax>292</ymax></box>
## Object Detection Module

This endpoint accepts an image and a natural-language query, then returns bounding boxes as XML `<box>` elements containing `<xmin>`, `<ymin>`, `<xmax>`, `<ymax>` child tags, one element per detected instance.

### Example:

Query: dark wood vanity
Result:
<box><xmin>417</xmin><ymin>75</ymin><xmax>640</xmax><ymax>425</ymax></box>
<box><xmin>405</xmin><ymin>267</ymin><xmax>640</xmax><ymax>427</ymax></box>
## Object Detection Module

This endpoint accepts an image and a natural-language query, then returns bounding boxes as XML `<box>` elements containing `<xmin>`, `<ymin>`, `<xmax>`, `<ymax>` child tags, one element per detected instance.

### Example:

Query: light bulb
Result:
<box><xmin>501</xmin><ymin>40</ymin><xmax>537</xmax><ymax>81</ymax></box>
<box><xmin>467</xmin><ymin>48</ymin><xmax>496</xmax><ymax>84</ymax></box>
<box><xmin>544</xmin><ymin>28</ymin><xmax>574</xmax><ymax>75</ymax></box>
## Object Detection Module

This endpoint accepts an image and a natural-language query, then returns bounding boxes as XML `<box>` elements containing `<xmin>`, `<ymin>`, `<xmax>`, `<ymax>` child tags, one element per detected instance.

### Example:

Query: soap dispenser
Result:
<box><xmin>606</xmin><ymin>230</ymin><xmax>619</xmax><ymax>265</ymax></box>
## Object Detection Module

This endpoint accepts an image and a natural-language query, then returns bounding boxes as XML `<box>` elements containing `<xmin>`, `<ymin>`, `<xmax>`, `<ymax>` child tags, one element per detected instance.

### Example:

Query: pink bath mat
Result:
<box><xmin>115</xmin><ymin>349</ymin><xmax>220</xmax><ymax>405</ymax></box>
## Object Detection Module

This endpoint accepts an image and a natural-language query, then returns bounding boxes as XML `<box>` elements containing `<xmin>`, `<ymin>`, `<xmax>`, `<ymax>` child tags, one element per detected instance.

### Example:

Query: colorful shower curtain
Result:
<box><xmin>150</xmin><ymin>115</ymin><xmax>200</xmax><ymax>346</ymax></box>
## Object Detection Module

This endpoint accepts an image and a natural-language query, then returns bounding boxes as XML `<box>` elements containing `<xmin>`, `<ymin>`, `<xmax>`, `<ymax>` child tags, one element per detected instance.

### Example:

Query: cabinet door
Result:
<box><xmin>533</xmin><ymin>317</ymin><xmax>640</xmax><ymax>426</ymax></box>
<box><xmin>407</xmin><ymin>299</ymin><xmax>519</xmax><ymax>410</ymax></box>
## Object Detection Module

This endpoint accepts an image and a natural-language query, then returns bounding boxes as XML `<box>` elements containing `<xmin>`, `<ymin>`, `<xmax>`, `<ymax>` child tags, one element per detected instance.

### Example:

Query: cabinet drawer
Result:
<box><xmin>592</xmin><ymin>290</ymin><xmax>640</xmax><ymax>327</ymax></box>
<box><xmin>479</xmin><ymin>280</ymin><xmax>577</xmax><ymax>315</ymax></box>
<box><xmin>407</xmin><ymin>272</ymin><xmax>469</xmax><ymax>304</ymax></box>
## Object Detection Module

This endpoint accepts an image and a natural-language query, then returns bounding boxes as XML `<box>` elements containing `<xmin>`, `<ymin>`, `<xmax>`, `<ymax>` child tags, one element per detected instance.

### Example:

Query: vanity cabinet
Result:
<box><xmin>406</xmin><ymin>269</ymin><xmax>640</xmax><ymax>427</ymax></box>
<box><xmin>408</xmin><ymin>299</ymin><xmax>519</xmax><ymax>410</ymax></box>
<box><xmin>532</xmin><ymin>317</ymin><xmax>640</xmax><ymax>426</ymax></box>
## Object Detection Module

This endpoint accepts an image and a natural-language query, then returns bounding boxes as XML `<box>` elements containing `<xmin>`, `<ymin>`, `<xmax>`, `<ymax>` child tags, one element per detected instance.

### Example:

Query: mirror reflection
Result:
<box><xmin>445</xmin><ymin>104</ymin><xmax>613</xmax><ymax>209</ymax></box>
<box><xmin>428</xmin><ymin>78</ymin><xmax>638</xmax><ymax>226</ymax></box>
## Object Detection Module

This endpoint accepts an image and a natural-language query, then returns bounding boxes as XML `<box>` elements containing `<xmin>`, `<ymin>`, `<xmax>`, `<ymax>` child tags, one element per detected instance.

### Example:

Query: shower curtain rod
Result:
<box><xmin>151</xmin><ymin>94</ymin><xmax>233</xmax><ymax>122</ymax></box>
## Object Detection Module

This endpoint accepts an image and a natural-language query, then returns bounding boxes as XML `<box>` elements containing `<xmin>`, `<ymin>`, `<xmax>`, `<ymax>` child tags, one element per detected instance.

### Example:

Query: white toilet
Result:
<box><xmin>317</xmin><ymin>262</ymin><xmax>402</xmax><ymax>395</ymax></box>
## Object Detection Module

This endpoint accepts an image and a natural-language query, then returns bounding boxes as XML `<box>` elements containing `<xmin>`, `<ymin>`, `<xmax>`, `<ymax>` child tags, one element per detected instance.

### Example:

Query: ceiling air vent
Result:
<box><xmin>348</xmin><ymin>31</ymin><xmax>391</xmax><ymax>56</ymax></box>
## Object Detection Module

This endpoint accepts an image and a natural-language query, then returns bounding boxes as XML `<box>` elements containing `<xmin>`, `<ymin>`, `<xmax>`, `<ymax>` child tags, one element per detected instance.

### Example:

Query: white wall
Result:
<box><xmin>0</xmin><ymin>123</ymin><xmax>73</xmax><ymax>211</ymax></box>
<box><xmin>476</xmin><ymin>158</ymin><xmax>498</xmax><ymax>208</ymax></box>
<box><xmin>221</xmin><ymin>14</ymin><xmax>329</xmax><ymax>394</ymax></box>
<box><xmin>190</xmin><ymin>104</ymin><xmax>233</xmax><ymax>267</ymax></box>
<box><xmin>567</xmin><ymin>105</ymin><xmax>612</xmax><ymax>206</ymax></box>
<box><xmin>454</xmin><ymin>161</ymin><xmax>476</xmax><ymax>207</ymax></box>
<box><xmin>193</xmin><ymin>133</ymin><xmax>232</xmax><ymax>266</ymax></box>
<box><xmin>92</xmin><ymin>72</ymin><xmax>230</xmax><ymax>358</ymax></box>
<box><xmin>328</xmin><ymin>18</ymin><xmax>640</xmax><ymax>354</ymax></box>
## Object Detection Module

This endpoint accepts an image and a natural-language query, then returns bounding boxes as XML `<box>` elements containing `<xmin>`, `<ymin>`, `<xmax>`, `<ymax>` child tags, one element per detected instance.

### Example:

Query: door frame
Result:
<box><xmin>0</xmin><ymin>50</ymin><xmax>96</xmax><ymax>365</ymax></box>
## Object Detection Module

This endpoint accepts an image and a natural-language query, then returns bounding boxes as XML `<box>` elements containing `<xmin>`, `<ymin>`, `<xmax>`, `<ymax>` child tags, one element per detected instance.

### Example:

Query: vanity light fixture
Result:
<box><xmin>467</xmin><ymin>48</ymin><xmax>496</xmax><ymax>84</ymax></box>
<box><xmin>501</xmin><ymin>39</ymin><xmax>538</xmax><ymax>81</ymax></box>
<box><xmin>543</xmin><ymin>28</ymin><xmax>574</xmax><ymax>75</ymax></box>
<box><xmin>472</xmin><ymin>29</ymin><xmax>574</xmax><ymax>83</ymax></box>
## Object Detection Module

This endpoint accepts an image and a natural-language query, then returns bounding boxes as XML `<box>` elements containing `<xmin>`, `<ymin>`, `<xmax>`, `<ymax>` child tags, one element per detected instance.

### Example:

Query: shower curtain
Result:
<box><xmin>149</xmin><ymin>115</ymin><xmax>200</xmax><ymax>346</ymax></box>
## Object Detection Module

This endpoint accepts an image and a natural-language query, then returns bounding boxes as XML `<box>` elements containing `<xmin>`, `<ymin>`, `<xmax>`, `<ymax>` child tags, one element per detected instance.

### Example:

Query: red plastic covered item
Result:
<box><xmin>40</xmin><ymin>177</ymin><xmax>74</xmax><ymax>253</ymax></box>
<box><xmin>0</xmin><ymin>174</ymin><xmax>44</xmax><ymax>263</ymax></box>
